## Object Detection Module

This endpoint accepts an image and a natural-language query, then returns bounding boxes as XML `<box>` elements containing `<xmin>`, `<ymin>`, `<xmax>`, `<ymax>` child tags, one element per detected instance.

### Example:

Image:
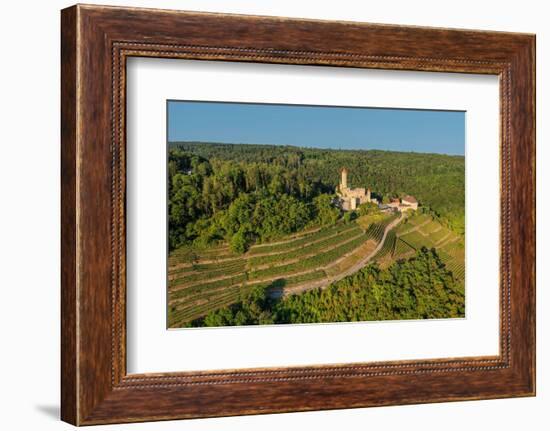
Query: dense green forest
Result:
<box><xmin>188</xmin><ymin>248</ymin><xmax>465</xmax><ymax>327</ymax></box>
<box><xmin>168</xmin><ymin>141</ymin><xmax>465</xmax><ymax>252</ymax></box>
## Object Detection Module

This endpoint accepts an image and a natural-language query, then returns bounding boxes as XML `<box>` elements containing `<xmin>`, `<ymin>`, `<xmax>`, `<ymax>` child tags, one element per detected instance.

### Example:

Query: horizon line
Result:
<box><xmin>168</xmin><ymin>140</ymin><xmax>465</xmax><ymax>157</ymax></box>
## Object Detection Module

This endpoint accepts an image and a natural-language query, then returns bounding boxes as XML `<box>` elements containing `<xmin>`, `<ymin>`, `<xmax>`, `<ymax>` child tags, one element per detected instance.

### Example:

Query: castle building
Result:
<box><xmin>380</xmin><ymin>195</ymin><xmax>419</xmax><ymax>212</ymax></box>
<box><xmin>401</xmin><ymin>195</ymin><xmax>419</xmax><ymax>211</ymax></box>
<box><xmin>336</xmin><ymin>168</ymin><xmax>419</xmax><ymax>213</ymax></box>
<box><xmin>336</xmin><ymin>168</ymin><xmax>375</xmax><ymax>211</ymax></box>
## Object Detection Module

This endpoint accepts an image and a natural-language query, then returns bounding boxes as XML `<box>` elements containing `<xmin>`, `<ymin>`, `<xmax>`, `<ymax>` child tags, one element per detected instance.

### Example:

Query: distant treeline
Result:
<box><xmin>168</xmin><ymin>141</ymin><xmax>465</xmax><ymax>251</ymax></box>
<box><xmin>190</xmin><ymin>248</ymin><xmax>465</xmax><ymax>326</ymax></box>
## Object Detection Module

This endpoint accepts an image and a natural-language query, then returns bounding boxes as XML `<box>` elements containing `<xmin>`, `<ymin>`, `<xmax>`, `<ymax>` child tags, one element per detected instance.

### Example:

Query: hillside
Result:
<box><xmin>373</xmin><ymin>212</ymin><xmax>465</xmax><ymax>279</ymax></box>
<box><xmin>168</xmin><ymin>214</ymin><xmax>400</xmax><ymax>327</ymax></box>
<box><xmin>167</xmin><ymin>141</ymin><xmax>465</xmax><ymax>328</ymax></box>
<box><xmin>168</xmin><ymin>210</ymin><xmax>465</xmax><ymax>328</ymax></box>
<box><xmin>169</xmin><ymin>141</ymin><xmax>465</xmax><ymax>234</ymax></box>
<box><xmin>186</xmin><ymin>246</ymin><xmax>465</xmax><ymax>327</ymax></box>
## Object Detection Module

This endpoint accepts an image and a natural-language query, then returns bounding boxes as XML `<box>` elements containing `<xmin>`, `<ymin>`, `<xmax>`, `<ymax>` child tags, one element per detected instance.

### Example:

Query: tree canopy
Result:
<box><xmin>168</xmin><ymin>141</ymin><xmax>465</xmax><ymax>253</ymax></box>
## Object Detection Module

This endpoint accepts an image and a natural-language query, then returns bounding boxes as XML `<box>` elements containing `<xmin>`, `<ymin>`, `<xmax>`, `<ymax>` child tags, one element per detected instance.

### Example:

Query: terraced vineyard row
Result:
<box><xmin>365</xmin><ymin>213</ymin><xmax>400</xmax><ymax>243</ymax></box>
<box><xmin>443</xmin><ymin>259</ymin><xmax>466</xmax><ymax>279</ymax></box>
<box><xmin>168</xmin><ymin>225</ymin><xmax>341</xmax><ymax>268</ymax></box>
<box><xmin>169</xmin><ymin>288</ymin><xmax>242</xmax><ymax>325</ymax></box>
<box><xmin>419</xmin><ymin>220</ymin><xmax>442</xmax><ymax>235</ymax></box>
<box><xmin>246</xmin><ymin>269</ymin><xmax>329</xmax><ymax>294</ymax></box>
<box><xmin>170</xmin><ymin>260</ymin><xmax>246</xmax><ymax>283</ymax></box>
<box><xmin>325</xmin><ymin>240</ymin><xmax>378</xmax><ymax>277</ymax></box>
<box><xmin>168</xmin><ymin>246</ymin><xmax>237</xmax><ymax>267</ymax></box>
<box><xmin>247</xmin><ymin>223</ymin><xmax>355</xmax><ymax>256</ymax></box>
<box><xmin>170</xmin><ymin>259</ymin><xmax>245</xmax><ymax>277</ymax></box>
<box><xmin>428</xmin><ymin>227</ymin><xmax>450</xmax><ymax>244</ymax></box>
<box><xmin>439</xmin><ymin>239</ymin><xmax>466</xmax><ymax>279</ymax></box>
<box><xmin>248</xmin><ymin>233</ymin><xmax>368</xmax><ymax>281</ymax></box>
<box><xmin>399</xmin><ymin>230</ymin><xmax>434</xmax><ymax>249</ymax></box>
<box><xmin>248</xmin><ymin>225</ymin><xmax>362</xmax><ymax>267</ymax></box>
<box><xmin>393</xmin><ymin>238</ymin><xmax>416</xmax><ymax>259</ymax></box>
<box><xmin>407</xmin><ymin>213</ymin><xmax>432</xmax><ymax>226</ymax></box>
<box><xmin>372</xmin><ymin>229</ymin><xmax>396</xmax><ymax>261</ymax></box>
<box><xmin>392</xmin><ymin>214</ymin><xmax>465</xmax><ymax>281</ymax></box>
<box><xmin>168</xmin><ymin>215</ymin><xmax>397</xmax><ymax>327</ymax></box>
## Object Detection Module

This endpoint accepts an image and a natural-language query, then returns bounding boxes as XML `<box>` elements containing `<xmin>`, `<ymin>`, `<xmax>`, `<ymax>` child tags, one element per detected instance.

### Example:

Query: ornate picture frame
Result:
<box><xmin>61</xmin><ymin>4</ymin><xmax>535</xmax><ymax>425</ymax></box>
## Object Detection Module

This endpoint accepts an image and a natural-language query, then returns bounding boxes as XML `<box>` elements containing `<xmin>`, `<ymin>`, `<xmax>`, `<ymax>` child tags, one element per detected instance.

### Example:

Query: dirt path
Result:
<box><xmin>249</xmin><ymin>226</ymin><xmax>322</xmax><ymax>248</ymax></box>
<box><xmin>397</xmin><ymin>217</ymin><xmax>431</xmax><ymax>236</ymax></box>
<box><xmin>246</xmin><ymin>231</ymin><xmax>365</xmax><ymax>271</ymax></box>
<box><xmin>435</xmin><ymin>231</ymin><xmax>452</xmax><ymax>246</ymax></box>
<box><xmin>169</xmin><ymin>255</ymin><xmax>240</xmax><ymax>271</ymax></box>
<box><xmin>430</xmin><ymin>224</ymin><xmax>442</xmax><ymax>234</ymax></box>
<box><xmin>437</xmin><ymin>234</ymin><xmax>460</xmax><ymax>248</ymax></box>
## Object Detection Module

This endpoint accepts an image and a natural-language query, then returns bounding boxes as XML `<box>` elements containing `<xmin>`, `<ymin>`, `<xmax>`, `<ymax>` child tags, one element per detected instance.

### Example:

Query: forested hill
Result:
<box><xmin>169</xmin><ymin>141</ymin><xmax>465</xmax><ymax>233</ymax></box>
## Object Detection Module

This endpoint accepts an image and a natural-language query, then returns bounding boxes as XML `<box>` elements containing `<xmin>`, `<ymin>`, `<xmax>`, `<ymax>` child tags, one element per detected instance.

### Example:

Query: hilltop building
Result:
<box><xmin>401</xmin><ymin>195</ymin><xmax>419</xmax><ymax>210</ymax></box>
<box><xmin>336</xmin><ymin>168</ymin><xmax>376</xmax><ymax>211</ymax></box>
<box><xmin>380</xmin><ymin>195</ymin><xmax>419</xmax><ymax>212</ymax></box>
<box><xmin>335</xmin><ymin>167</ymin><xmax>418</xmax><ymax>213</ymax></box>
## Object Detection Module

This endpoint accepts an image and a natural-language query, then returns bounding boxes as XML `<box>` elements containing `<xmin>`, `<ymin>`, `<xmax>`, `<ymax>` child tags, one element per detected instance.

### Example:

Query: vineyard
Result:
<box><xmin>168</xmin><ymin>214</ymin><xmax>398</xmax><ymax>328</ymax></box>
<box><xmin>167</xmin><ymin>209</ymin><xmax>464</xmax><ymax>328</ymax></box>
<box><xmin>374</xmin><ymin>213</ymin><xmax>465</xmax><ymax>280</ymax></box>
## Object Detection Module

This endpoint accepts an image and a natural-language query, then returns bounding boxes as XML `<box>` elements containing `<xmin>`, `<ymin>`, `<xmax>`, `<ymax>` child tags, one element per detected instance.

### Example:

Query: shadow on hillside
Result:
<box><xmin>266</xmin><ymin>278</ymin><xmax>287</xmax><ymax>298</ymax></box>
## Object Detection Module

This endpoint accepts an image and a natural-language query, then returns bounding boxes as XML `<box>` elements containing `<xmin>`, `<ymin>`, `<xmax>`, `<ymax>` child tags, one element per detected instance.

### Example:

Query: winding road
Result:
<box><xmin>275</xmin><ymin>212</ymin><xmax>405</xmax><ymax>297</ymax></box>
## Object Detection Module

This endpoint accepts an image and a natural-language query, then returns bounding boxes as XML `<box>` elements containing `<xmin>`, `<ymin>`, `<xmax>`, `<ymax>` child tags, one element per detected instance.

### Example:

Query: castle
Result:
<box><xmin>336</xmin><ymin>168</ymin><xmax>376</xmax><ymax>211</ymax></box>
<box><xmin>336</xmin><ymin>167</ymin><xmax>418</xmax><ymax>212</ymax></box>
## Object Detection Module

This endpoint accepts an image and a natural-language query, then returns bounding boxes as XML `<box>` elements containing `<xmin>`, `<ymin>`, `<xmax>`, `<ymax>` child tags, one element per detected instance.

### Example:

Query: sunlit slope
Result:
<box><xmin>373</xmin><ymin>213</ymin><xmax>465</xmax><ymax>280</ymax></box>
<box><xmin>168</xmin><ymin>215</ymin><xmax>399</xmax><ymax>328</ymax></box>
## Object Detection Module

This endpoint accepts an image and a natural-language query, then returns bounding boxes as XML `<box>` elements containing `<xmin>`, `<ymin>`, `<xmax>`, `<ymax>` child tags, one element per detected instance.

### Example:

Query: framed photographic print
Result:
<box><xmin>164</xmin><ymin>101</ymin><xmax>465</xmax><ymax>329</ymax></box>
<box><xmin>61</xmin><ymin>4</ymin><xmax>536</xmax><ymax>425</ymax></box>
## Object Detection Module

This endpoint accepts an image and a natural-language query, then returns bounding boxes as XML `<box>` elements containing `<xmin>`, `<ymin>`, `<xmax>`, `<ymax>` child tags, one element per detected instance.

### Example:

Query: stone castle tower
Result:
<box><xmin>340</xmin><ymin>168</ymin><xmax>348</xmax><ymax>191</ymax></box>
<box><xmin>337</xmin><ymin>167</ymin><xmax>374</xmax><ymax>211</ymax></box>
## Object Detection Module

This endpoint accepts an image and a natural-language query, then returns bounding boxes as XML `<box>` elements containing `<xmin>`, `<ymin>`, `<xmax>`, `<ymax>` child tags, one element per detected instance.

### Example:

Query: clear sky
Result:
<box><xmin>168</xmin><ymin>100</ymin><xmax>465</xmax><ymax>156</ymax></box>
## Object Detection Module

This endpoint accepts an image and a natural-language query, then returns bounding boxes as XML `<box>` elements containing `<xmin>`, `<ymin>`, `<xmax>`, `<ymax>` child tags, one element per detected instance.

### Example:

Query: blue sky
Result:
<box><xmin>168</xmin><ymin>101</ymin><xmax>465</xmax><ymax>156</ymax></box>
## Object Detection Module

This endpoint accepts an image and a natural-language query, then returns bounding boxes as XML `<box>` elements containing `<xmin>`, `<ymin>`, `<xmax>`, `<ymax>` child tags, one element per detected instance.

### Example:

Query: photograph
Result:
<box><xmin>167</xmin><ymin>101</ymin><xmax>466</xmax><ymax>328</ymax></box>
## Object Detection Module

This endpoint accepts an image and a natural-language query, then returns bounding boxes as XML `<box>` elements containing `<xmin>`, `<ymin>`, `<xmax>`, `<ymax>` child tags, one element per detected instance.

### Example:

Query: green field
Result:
<box><xmin>168</xmin><ymin>216</ymin><xmax>396</xmax><ymax>327</ymax></box>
